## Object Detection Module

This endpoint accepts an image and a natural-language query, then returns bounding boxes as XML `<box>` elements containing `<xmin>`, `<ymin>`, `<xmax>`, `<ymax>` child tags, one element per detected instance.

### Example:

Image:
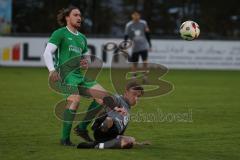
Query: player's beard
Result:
<box><xmin>76</xmin><ymin>21</ymin><xmax>81</xmax><ymax>29</ymax></box>
<box><xmin>74</xmin><ymin>22</ymin><xmax>81</xmax><ymax>30</ymax></box>
<box><xmin>70</xmin><ymin>20</ymin><xmax>81</xmax><ymax>30</ymax></box>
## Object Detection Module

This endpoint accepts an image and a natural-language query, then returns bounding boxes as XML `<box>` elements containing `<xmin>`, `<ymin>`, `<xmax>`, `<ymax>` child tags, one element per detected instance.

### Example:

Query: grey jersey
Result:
<box><xmin>125</xmin><ymin>19</ymin><xmax>149</xmax><ymax>53</ymax></box>
<box><xmin>107</xmin><ymin>95</ymin><xmax>131</xmax><ymax>134</ymax></box>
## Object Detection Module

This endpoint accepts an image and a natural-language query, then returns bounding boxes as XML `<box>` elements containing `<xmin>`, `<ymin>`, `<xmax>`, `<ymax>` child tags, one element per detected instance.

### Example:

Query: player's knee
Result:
<box><xmin>120</xmin><ymin>137</ymin><xmax>134</xmax><ymax>149</ymax></box>
<box><xmin>67</xmin><ymin>95</ymin><xmax>81</xmax><ymax>110</ymax></box>
<box><xmin>105</xmin><ymin>117</ymin><xmax>113</xmax><ymax>125</ymax></box>
<box><xmin>67</xmin><ymin>95</ymin><xmax>81</xmax><ymax>103</ymax></box>
<box><xmin>129</xmin><ymin>136</ymin><xmax>135</xmax><ymax>143</ymax></box>
<box><xmin>123</xmin><ymin>141</ymin><xmax>134</xmax><ymax>149</ymax></box>
<box><xmin>100</xmin><ymin>117</ymin><xmax>113</xmax><ymax>132</ymax></box>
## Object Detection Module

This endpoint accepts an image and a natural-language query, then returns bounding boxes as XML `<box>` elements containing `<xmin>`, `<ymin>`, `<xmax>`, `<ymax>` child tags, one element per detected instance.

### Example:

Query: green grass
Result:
<box><xmin>0</xmin><ymin>67</ymin><xmax>240</xmax><ymax>160</ymax></box>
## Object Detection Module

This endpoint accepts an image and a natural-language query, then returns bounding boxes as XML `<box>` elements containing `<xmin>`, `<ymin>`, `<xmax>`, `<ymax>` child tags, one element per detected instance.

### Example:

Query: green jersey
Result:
<box><xmin>48</xmin><ymin>27</ymin><xmax>96</xmax><ymax>91</ymax></box>
<box><xmin>49</xmin><ymin>27</ymin><xmax>88</xmax><ymax>75</ymax></box>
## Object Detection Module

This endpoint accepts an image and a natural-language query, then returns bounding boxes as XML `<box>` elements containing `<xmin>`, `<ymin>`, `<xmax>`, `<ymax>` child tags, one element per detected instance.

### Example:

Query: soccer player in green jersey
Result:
<box><xmin>43</xmin><ymin>6</ymin><xmax>107</xmax><ymax>146</ymax></box>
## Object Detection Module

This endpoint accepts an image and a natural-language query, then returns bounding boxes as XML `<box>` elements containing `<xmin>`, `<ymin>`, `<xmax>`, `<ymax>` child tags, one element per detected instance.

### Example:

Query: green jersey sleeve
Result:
<box><xmin>49</xmin><ymin>29</ymin><xmax>63</xmax><ymax>47</ymax></box>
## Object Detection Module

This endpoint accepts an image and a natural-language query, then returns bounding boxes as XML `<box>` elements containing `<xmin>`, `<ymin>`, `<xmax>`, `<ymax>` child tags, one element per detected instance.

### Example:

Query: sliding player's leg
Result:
<box><xmin>94</xmin><ymin>135</ymin><xmax>135</xmax><ymax>149</ymax></box>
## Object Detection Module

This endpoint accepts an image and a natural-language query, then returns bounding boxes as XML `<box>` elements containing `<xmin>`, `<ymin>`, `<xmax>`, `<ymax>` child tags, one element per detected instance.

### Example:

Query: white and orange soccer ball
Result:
<box><xmin>180</xmin><ymin>20</ymin><xmax>200</xmax><ymax>40</ymax></box>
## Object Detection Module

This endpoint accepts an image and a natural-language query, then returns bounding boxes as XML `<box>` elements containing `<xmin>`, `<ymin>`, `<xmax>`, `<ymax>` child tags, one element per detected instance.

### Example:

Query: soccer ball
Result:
<box><xmin>180</xmin><ymin>20</ymin><xmax>200</xmax><ymax>40</ymax></box>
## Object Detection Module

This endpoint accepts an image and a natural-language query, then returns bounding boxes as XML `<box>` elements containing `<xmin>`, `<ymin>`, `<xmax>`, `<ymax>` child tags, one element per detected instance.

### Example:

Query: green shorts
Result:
<box><xmin>54</xmin><ymin>73</ymin><xmax>97</xmax><ymax>98</ymax></box>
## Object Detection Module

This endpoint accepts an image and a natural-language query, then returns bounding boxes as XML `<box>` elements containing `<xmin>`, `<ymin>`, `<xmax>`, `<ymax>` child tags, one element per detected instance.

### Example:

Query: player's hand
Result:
<box><xmin>114</xmin><ymin>107</ymin><xmax>127</xmax><ymax>116</ymax></box>
<box><xmin>148</xmin><ymin>47</ymin><xmax>152</xmax><ymax>52</ymax></box>
<box><xmin>134</xmin><ymin>140</ymin><xmax>151</xmax><ymax>146</ymax></box>
<box><xmin>49</xmin><ymin>70</ymin><xmax>61</xmax><ymax>82</ymax></box>
<box><xmin>80</xmin><ymin>58</ymin><xmax>88</xmax><ymax>69</ymax></box>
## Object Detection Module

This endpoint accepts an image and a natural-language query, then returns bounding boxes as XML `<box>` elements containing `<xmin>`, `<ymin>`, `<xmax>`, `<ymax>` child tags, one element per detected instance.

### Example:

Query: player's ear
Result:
<box><xmin>65</xmin><ymin>16</ymin><xmax>69</xmax><ymax>22</ymax></box>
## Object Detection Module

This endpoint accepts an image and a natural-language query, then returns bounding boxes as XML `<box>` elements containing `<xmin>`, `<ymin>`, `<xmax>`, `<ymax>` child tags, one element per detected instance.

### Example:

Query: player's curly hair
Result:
<box><xmin>57</xmin><ymin>5</ymin><xmax>80</xmax><ymax>26</ymax></box>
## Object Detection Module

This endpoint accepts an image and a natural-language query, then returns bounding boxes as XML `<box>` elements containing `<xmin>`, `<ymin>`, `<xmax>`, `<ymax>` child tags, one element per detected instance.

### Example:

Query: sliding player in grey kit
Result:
<box><xmin>77</xmin><ymin>82</ymin><xmax>147</xmax><ymax>149</ymax></box>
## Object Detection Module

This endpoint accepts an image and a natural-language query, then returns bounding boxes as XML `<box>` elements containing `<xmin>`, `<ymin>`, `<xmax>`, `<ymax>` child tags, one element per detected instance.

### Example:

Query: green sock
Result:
<box><xmin>61</xmin><ymin>109</ymin><xmax>76</xmax><ymax>140</ymax></box>
<box><xmin>78</xmin><ymin>100</ymin><xmax>101</xmax><ymax>130</ymax></box>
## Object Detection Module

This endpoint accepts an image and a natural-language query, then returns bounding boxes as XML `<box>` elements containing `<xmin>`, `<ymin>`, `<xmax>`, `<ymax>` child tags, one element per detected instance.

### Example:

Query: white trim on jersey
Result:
<box><xmin>66</xmin><ymin>26</ymin><xmax>79</xmax><ymax>35</ymax></box>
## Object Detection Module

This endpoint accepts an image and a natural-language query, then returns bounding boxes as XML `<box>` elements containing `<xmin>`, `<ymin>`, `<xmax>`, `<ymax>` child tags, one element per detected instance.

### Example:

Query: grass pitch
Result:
<box><xmin>0</xmin><ymin>67</ymin><xmax>239</xmax><ymax>160</ymax></box>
